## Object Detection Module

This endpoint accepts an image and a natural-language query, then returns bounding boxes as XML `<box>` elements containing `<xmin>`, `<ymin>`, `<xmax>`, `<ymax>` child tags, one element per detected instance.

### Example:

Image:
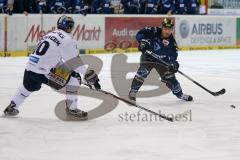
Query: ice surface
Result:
<box><xmin>0</xmin><ymin>50</ymin><xmax>240</xmax><ymax>160</ymax></box>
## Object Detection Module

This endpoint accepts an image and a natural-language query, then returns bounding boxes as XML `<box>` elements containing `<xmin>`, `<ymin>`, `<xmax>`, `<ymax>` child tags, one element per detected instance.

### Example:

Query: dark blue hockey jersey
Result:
<box><xmin>136</xmin><ymin>27</ymin><xmax>178</xmax><ymax>63</ymax></box>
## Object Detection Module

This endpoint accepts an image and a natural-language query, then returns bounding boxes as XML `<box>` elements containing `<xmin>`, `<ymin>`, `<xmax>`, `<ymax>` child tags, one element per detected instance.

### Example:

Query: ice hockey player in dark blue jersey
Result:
<box><xmin>129</xmin><ymin>18</ymin><xmax>193</xmax><ymax>102</ymax></box>
<box><xmin>0</xmin><ymin>0</ymin><xmax>7</xmax><ymax>13</ymax></box>
<box><xmin>186</xmin><ymin>0</ymin><xmax>199</xmax><ymax>14</ymax></box>
<box><xmin>173</xmin><ymin>0</ymin><xmax>187</xmax><ymax>14</ymax></box>
<box><xmin>144</xmin><ymin>0</ymin><xmax>159</xmax><ymax>14</ymax></box>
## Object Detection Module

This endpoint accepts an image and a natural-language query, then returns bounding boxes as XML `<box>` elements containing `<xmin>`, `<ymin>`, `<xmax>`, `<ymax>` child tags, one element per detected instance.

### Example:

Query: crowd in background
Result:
<box><xmin>0</xmin><ymin>0</ymin><xmax>200</xmax><ymax>15</ymax></box>
<box><xmin>119</xmin><ymin>0</ymin><xmax>199</xmax><ymax>14</ymax></box>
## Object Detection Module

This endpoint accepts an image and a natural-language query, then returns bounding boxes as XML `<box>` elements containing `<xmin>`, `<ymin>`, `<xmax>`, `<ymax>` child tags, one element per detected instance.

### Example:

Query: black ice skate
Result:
<box><xmin>65</xmin><ymin>107</ymin><xmax>88</xmax><ymax>119</ymax></box>
<box><xmin>128</xmin><ymin>91</ymin><xmax>136</xmax><ymax>102</ymax></box>
<box><xmin>4</xmin><ymin>101</ymin><xmax>19</xmax><ymax>116</ymax></box>
<box><xmin>178</xmin><ymin>94</ymin><xmax>193</xmax><ymax>101</ymax></box>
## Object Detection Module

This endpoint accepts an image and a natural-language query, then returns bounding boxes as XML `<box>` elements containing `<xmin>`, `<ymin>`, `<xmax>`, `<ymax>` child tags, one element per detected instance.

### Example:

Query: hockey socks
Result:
<box><xmin>12</xmin><ymin>85</ymin><xmax>32</xmax><ymax>109</ymax></box>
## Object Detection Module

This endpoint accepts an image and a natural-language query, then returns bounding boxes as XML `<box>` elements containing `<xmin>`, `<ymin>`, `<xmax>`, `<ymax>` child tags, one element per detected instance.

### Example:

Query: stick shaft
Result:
<box><xmin>98</xmin><ymin>90</ymin><xmax>173</xmax><ymax>122</ymax></box>
<box><xmin>146</xmin><ymin>51</ymin><xmax>225</xmax><ymax>96</ymax></box>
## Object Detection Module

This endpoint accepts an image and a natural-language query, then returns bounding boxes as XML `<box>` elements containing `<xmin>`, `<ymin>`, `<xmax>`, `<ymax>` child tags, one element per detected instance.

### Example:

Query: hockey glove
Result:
<box><xmin>168</xmin><ymin>61</ymin><xmax>179</xmax><ymax>73</ymax></box>
<box><xmin>138</xmin><ymin>39</ymin><xmax>151</xmax><ymax>53</ymax></box>
<box><xmin>84</xmin><ymin>70</ymin><xmax>101</xmax><ymax>90</ymax></box>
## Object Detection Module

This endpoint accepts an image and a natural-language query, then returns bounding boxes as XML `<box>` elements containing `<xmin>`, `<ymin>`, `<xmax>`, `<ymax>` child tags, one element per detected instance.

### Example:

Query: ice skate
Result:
<box><xmin>178</xmin><ymin>94</ymin><xmax>193</xmax><ymax>101</ymax></box>
<box><xmin>3</xmin><ymin>101</ymin><xmax>19</xmax><ymax>116</ymax></box>
<box><xmin>65</xmin><ymin>106</ymin><xmax>88</xmax><ymax>119</ymax></box>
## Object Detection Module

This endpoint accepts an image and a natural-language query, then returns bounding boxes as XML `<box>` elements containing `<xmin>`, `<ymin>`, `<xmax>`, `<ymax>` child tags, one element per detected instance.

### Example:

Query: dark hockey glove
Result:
<box><xmin>168</xmin><ymin>61</ymin><xmax>179</xmax><ymax>73</ymax></box>
<box><xmin>84</xmin><ymin>70</ymin><xmax>101</xmax><ymax>90</ymax></box>
<box><xmin>138</xmin><ymin>39</ymin><xmax>151</xmax><ymax>53</ymax></box>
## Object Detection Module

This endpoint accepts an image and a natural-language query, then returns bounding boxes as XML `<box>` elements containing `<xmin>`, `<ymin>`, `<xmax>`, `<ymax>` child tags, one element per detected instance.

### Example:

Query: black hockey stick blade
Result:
<box><xmin>211</xmin><ymin>88</ymin><xmax>226</xmax><ymax>96</ymax></box>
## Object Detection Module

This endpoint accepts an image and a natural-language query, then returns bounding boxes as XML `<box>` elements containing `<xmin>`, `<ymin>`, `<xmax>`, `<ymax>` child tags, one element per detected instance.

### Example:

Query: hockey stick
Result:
<box><xmin>84</xmin><ymin>83</ymin><xmax>173</xmax><ymax>122</ymax></box>
<box><xmin>145</xmin><ymin>51</ymin><xmax>226</xmax><ymax>96</ymax></box>
<box><xmin>176</xmin><ymin>71</ymin><xmax>225</xmax><ymax>96</ymax></box>
<box><xmin>99</xmin><ymin>89</ymin><xmax>173</xmax><ymax>122</ymax></box>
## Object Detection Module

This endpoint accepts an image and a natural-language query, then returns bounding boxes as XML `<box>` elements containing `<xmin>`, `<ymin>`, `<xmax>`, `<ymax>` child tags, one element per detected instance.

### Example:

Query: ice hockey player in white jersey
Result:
<box><xmin>3</xmin><ymin>15</ymin><xmax>101</xmax><ymax>118</ymax></box>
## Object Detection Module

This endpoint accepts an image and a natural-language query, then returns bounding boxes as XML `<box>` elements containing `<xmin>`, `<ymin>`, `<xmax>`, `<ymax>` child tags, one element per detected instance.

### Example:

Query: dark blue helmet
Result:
<box><xmin>57</xmin><ymin>15</ymin><xmax>74</xmax><ymax>32</ymax></box>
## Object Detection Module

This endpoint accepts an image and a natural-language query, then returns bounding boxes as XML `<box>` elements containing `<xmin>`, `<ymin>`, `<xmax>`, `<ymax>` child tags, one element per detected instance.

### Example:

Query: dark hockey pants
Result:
<box><xmin>130</xmin><ymin>62</ymin><xmax>183</xmax><ymax>98</ymax></box>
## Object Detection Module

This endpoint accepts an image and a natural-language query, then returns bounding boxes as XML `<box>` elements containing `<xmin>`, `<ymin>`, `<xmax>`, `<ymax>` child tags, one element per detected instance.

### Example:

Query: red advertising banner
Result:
<box><xmin>105</xmin><ymin>17</ymin><xmax>174</xmax><ymax>51</ymax></box>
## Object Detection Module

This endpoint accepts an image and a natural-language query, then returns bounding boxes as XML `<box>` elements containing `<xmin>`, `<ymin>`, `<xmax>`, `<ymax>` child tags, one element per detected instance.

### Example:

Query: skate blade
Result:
<box><xmin>0</xmin><ymin>113</ymin><xmax>19</xmax><ymax>118</ymax></box>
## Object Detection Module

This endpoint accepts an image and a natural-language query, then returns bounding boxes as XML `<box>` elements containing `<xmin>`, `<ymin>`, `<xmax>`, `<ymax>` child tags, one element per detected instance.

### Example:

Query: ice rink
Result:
<box><xmin>0</xmin><ymin>49</ymin><xmax>240</xmax><ymax>160</ymax></box>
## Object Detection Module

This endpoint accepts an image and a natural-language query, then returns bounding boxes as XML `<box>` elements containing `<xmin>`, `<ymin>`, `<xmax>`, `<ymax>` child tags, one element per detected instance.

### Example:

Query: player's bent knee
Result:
<box><xmin>23</xmin><ymin>83</ymin><xmax>41</xmax><ymax>92</ymax></box>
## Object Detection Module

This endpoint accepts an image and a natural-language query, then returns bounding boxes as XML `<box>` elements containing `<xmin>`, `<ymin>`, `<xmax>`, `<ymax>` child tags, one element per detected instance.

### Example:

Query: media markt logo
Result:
<box><xmin>179</xmin><ymin>20</ymin><xmax>190</xmax><ymax>39</ymax></box>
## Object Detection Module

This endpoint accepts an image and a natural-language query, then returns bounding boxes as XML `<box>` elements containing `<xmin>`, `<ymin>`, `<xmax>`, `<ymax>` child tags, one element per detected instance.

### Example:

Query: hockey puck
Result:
<box><xmin>230</xmin><ymin>105</ymin><xmax>236</xmax><ymax>108</ymax></box>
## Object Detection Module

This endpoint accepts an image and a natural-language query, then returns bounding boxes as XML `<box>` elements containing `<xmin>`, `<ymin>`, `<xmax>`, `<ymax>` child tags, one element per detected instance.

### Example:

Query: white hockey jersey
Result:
<box><xmin>26</xmin><ymin>29</ymin><xmax>86</xmax><ymax>75</ymax></box>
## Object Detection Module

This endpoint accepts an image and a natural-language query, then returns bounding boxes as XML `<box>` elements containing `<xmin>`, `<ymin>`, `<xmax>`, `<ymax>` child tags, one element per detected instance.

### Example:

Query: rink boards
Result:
<box><xmin>0</xmin><ymin>14</ymin><xmax>240</xmax><ymax>57</ymax></box>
